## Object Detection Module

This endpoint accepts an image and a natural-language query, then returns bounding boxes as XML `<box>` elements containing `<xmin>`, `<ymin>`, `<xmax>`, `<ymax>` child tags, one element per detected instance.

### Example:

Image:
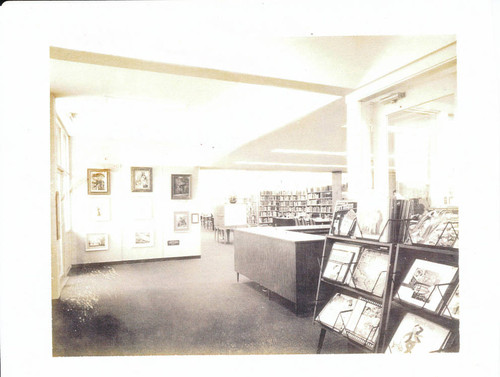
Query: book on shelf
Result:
<box><xmin>386</xmin><ymin>312</ymin><xmax>451</xmax><ymax>354</ymax></box>
<box><xmin>316</xmin><ymin>294</ymin><xmax>357</xmax><ymax>332</ymax></box>
<box><xmin>397</xmin><ymin>259</ymin><xmax>458</xmax><ymax>312</ymax></box>
<box><xmin>387</xmin><ymin>198</ymin><xmax>411</xmax><ymax>243</ymax></box>
<box><xmin>345</xmin><ymin>297</ymin><xmax>382</xmax><ymax>350</ymax></box>
<box><xmin>330</xmin><ymin>200</ymin><xmax>357</xmax><ymax>236</ymax></box>
<box><xmin>441</xmin><ymin>284</ymin><xmax>459</xmax><ymax>320</ymax></box>
<box><xmin>347</xmin><ymin>248</ymin><xmax>389</xmax><ymax>297</ymax></box>
<box><xmin>322</xmin><ymin>243</ymin><xmax>361</xmax><ymax>283</ymax></box>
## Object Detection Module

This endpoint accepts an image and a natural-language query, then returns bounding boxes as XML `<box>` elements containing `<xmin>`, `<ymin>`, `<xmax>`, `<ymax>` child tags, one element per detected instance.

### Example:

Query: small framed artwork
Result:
<box><xmin>131</xmin><ymin>197</ymin><xmax>153</xmax><ymax>220</ymax></box>
<box><xmin>133</xmin><ymin>230</ymin><xmax>154</xmax><ymax>248</ymax></box>
<box><xmin>171</xmin><ymin>174</ymin><xmax>191</xmax><ymax>200</ymax></box>
<box><xmin>131</xmin><ymin>167</ymin><xmax>153</xmax><ymax>192</ymax></box>
<box><xmin>191</xmin><ymin>213</ymin><xmax>200</xmax><ymax>224</ymax></box>
<box><xmin>89</xmin><ymin>197</ymin><xmax>111</xmax><ymax>221</ymax></box>
<box><xmin>86</xmin><ymin>233</ymin><xmax>109</xmax><ymax>251</ymax></box>
<box><xmin>174</xmin><ymin>211</ymin><xmax>190</xmax><ymax>232</ymax></box>
<box><xmin>87</xmin><ymin>169</ymin><xmax>110</xmax><ymax>195</ymax></box>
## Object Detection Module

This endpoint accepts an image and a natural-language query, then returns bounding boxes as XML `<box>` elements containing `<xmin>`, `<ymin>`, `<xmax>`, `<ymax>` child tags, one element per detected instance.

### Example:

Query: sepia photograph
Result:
<box><xmin>1</xmin><ymin>1</ymin><xmax>500</xmax><ymax>377</ymax></box>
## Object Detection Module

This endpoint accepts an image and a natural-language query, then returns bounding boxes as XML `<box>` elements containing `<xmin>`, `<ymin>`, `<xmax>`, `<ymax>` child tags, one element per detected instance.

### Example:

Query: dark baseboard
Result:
<box><xmin>69</xmin><ymin>255</ymin><xmax>201</xmax><ymax>275</ymax></box>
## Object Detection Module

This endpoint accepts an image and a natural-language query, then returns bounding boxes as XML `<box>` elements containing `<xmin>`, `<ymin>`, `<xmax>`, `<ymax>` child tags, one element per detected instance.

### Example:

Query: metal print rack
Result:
<box><xmin>385</xmin><ymin>243</ymin><xmax>459</xmax><ymax>353</ymax></box>
<box><xmin>313</xmin><ymin>236</ymin><xmax>459</xmax><ymax>353</ymax></box>
<box><xmin>313</xmin><ymin>235</ymin><xmax>395</xmax><ymax>353</ymax></box>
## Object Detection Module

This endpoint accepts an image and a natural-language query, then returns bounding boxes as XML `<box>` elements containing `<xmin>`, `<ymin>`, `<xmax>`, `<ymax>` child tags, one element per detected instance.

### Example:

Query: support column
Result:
<box><xmin>372</xmin><ymin>103</ymin><xmax>390</xmax><ymax>224</ymax></box>
<box><xmin>345</xmin><ymin>99</ymin><xmax>372</xmax><ymax>201</ymax></box>
<box><xmin>331</xmin><ymin>171</ymin><xmax>342</xmax><ymax>207</ymax></box>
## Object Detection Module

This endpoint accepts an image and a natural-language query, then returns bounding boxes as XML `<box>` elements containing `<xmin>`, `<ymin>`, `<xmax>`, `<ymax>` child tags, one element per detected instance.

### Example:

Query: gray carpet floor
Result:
<box><xmin>52</xmin><ymin>229</ymin><xmax>348</xmax><ymax>356</ymax></box>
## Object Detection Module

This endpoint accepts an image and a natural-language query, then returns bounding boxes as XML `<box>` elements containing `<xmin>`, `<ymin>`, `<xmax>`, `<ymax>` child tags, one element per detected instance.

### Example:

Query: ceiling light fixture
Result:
<box><xmin>271</xmin><ymin>149</ymin><xmax>346</xmax><ymax>156</ymax></box>
<box><xmin>377</xmin><ymin>92</ymin><xmax>406</xmax><ymax>104</ymax></box>
<box><xmin>236</xmin><ymin>161</ymin><xmax>347</xmax><ymax>168</ymax></box>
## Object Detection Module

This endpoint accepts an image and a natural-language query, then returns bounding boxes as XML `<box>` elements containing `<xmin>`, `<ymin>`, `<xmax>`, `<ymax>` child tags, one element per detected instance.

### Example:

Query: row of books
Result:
<box><xmin>323</xmin><ymin>242</ymin><xmax>459</xmax><ymax>314</ymax></box>
<box><xmin>308</xmin><ymin>199</ymin><xmax>333</xmax><ymax>205</ymax></box>
<box><xmin>307</xmin><ymin>192</ymin><xmax>333</xmax><ymax>199</ymax></box>
<box><xmin>308</xmin><ymin>206</ymin><xmax>333</xmax><ymax>213</ymax></box>
<box><xmin>260</xmin><ymin>202</ymin><xmax>279</xmax><ymax>206</ymax></box>
<box><xmin>316</xmin><ymin>293</ymin><xmax>456</xmax><ymax>353</ymax></box>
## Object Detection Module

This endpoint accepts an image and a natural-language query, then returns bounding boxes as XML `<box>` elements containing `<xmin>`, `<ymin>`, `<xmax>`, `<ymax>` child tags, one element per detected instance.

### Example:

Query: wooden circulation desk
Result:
<box><xmin>233</xmin><ymin>225</ymin><xmax>329</xmax><ymax>314</ymax></box>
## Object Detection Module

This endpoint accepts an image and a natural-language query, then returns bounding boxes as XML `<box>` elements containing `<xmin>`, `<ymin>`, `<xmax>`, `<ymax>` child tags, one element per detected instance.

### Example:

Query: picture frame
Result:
<box><xmin>191</xmin><ymin>213</ymin><xmax>200</xmax><ymax>224</ymax></box>
<box><xmin>132</xmin><ymin>230</ymin><xmax>154</xmax><ymax>248</ymax></box>
<box><xmin>174</xmin><ymin>211</ymin><xmax>190</xmax><ymax>232</ymax></box>
<box><xmin>85</xmin><ymin>233</ymin><xmax>109</xmax><ymax>251</ymax></box>
<box><xmin>171</xmin><ymin>174</ymin><xmax>191</xmax><ymax>200</ymax></box>
<box><xmin>131</xmin><ymin>197</ymin><xmax>153</xmax><ymax>220</ymax></box>
<box><xmin>131</xmin><ymin>167</ymin><xmax>153</xmax><ymax>192</ymax></box>
<box><xmin>88</xmin><ymin>197</ymin><xmax>111</xmax><ymax>221</ymax></box>
<box><xmin>87</xmin><ymin>168</ymin><xmax>110</xmax><ymax>195</ymax></box>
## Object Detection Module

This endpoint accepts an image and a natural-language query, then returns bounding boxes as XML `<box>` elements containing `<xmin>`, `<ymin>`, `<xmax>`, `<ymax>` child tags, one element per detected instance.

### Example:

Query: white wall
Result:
<box><xmin>70</xmin><ymin>136</ymin><xmax>201</xmax><ymax>265</ymax></box>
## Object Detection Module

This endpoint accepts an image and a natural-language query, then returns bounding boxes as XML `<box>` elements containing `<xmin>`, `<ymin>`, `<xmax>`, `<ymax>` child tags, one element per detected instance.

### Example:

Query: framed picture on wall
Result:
<box><xmin>87</xmin><ymin>169</ymin><xmax>110</xmax><ymax>195</ymax></box>
<box><xmin>133</xmin><ymin>230</ymin><xmax>154</xmax><ymax>248</ymax></box>
<box><xmin>191</xmin><ymin>213</ymin><xmax>200</xmax><ymax>224</ymax></box>
<box><xmin>86</xmin><ymin>233</ymin><xmax>109</xmax><ymax>251</ymax></box>
<box><xmin>171</xmin><ymin>174</ymin><xmax>191</xmax><ymax>200</ymax></box>
<box><xmin>88</xmin><ymin>197</ymin><xmax>111</xmax><ymax>221</ymax></box>
<box><xmin>131</xmin><ymin>197</ymin><xmax>153</xmax><ymax>220</ymax></box>
<box><xmin>174</xmin><ymin>211</ymin><xmax>190</xmax><ymax>232</ymax></box>
<box><xmin>131</xmin><ymin>167</ymin><xmax>153</xmax><ymax>192</ymax></box>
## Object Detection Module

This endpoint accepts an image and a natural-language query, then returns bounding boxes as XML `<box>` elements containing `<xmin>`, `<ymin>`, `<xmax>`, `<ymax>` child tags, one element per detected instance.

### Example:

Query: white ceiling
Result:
<box><xmin>50</xmin><ymin>33</ymin><xmax>456</xmax><ymax>171</ymax></box>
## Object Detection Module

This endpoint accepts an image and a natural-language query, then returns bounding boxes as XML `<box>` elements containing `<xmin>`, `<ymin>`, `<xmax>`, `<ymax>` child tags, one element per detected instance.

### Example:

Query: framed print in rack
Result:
<box><xmin>174</xmin><ymin>212</ymin><xmax>189</xmax><ymax>232</ymax></box>
<box><xmin>131</xmin><ymin>167</ymin><xmax>153</xmax><ymax>192</ymax></box>
<box><xmin>171</xmin><ymin>174</ymin><xmax>191</xmax><ymax>199</ymax></box>
<box><xmin>87</xmin><ymin>169</ymin><xmax>110</xmax><ymax>195</ymax></box>
<box><xmin>86</xmin><ymin>233</ymin><xmax>109</xmax><ymax>251</ymax></box>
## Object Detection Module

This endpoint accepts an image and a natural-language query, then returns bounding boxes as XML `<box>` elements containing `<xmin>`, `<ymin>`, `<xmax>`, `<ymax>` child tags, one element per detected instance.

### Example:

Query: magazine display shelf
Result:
<box><xmin>313</xmin><ymin>235</ymin><xmax>395</xmax><ymax>353</ymax></box>
<box><xmin>405</xmin><ymin>220</ymin><xmax>459</xmax><ymax>247</ymax></box>
<box><xmin>385</xmin><ymin>243</ymin><xmax>459</xmax><ymax>353</ymax></box>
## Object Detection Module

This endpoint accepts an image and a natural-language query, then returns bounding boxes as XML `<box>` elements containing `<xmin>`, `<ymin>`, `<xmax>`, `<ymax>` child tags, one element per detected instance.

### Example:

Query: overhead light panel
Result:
<box><xmin>236</xmin><ymin>161</ymin><xmax>347</xmax><ymax>168</ymax></box>
<box><xmin>272</xmin><ymin>149</ymin><xmax>346</xmax><ymax>156</ymax></box>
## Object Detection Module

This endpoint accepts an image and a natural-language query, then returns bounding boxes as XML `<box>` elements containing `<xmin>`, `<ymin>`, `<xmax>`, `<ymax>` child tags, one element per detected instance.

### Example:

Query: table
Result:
<box><xmin>214</xmin><ymin>225</ymin><xmax>247</xmax><ymax>244</ymax></box>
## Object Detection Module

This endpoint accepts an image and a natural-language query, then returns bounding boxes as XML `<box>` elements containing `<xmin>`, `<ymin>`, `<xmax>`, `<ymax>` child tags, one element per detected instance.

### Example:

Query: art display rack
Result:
<box><xmin>313</xmin><ymin>234</ymin><xmax>459</xmax><ymax>353</ymax></box>
<box><xmin>385</xmin><ymin>243</ymin><xmax>459</xmax><ymax>353</ymax></box>
<box><xmin>313</xmin><ymin>235</ymin><xmax>395</xmax><ymax>353</ymax></box>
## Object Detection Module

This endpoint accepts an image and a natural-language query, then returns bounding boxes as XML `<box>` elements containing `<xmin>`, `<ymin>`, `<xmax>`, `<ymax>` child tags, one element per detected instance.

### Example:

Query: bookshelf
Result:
<box><xmin>258</xmin><ymin>186</ymin><xmax>334</xmax><ymax>226</ymax></box>
<box><xmin>258</xmin><ymin>191</ymin><xmax>279</xmax><ymax>225</ymax></box>
<box><xmin>306</xmin><ymin>187</ymin><xmax>333</xmax><ymax>219</ymax></box>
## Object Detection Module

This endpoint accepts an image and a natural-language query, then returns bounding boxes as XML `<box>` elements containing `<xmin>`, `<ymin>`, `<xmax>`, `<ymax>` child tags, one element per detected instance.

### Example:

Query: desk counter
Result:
<box><xmin>233</xmin><ymin>225</ymin><xmax>329</xmax><ymax>314</ymax></box>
